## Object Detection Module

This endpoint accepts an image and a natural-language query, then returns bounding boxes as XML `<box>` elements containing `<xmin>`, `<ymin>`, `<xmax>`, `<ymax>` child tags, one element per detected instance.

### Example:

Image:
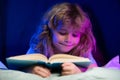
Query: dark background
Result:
<box><xmin>0</xmin><ymin>0</ymin><xmax>120</xmax><ymax>67</ymax></box>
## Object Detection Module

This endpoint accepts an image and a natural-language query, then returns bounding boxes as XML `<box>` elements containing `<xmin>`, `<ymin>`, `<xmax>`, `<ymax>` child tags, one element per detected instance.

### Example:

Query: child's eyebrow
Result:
<box><xmin>73</xmin><ymin>30</ymin><xmax>81</xmax><ymax>33</ymax></box>
<box><xmin>60</xmin><ymin>28</ymin><xmax>66</xmax><ymax>30</ymax></box>
<box><xmin>57</xmin><ymin>28</ymin><xmax>67</xmax><ymax>32</ymax></box>
<box><xmin>58</xmin><ymin>27</ymin><xmax>67</xmax><ymax>31</ymax></box>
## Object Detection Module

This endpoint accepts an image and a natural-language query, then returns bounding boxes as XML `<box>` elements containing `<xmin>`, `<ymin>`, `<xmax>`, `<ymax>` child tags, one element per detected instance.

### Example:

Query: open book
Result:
<box><xmin>6</xmin><ymin>53</ymin><xmax>91</xmax><ymax>70</ymax></box>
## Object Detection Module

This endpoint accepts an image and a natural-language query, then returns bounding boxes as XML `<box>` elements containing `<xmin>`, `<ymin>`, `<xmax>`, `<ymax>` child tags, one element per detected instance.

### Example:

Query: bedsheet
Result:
<box><xmin>0</xmin><ymin>67</ymin><xmax>120</xmax><ymax>80</ymax></box>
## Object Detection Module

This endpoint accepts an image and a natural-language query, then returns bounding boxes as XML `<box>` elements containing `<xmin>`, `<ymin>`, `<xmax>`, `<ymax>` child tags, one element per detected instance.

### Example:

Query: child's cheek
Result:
<box><xmin>74</xmin><ymin>37</ymin><xmax>80</xmax><ymax>44</ymax></box>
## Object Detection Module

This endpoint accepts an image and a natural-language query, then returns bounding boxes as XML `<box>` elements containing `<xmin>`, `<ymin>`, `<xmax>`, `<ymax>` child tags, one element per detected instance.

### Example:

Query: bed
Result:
<box><xmin>0</xmin><ymin>67</ymin><xmax>120</xmax><ymax>80</ymax></box>
<box><xmin>0</xmin><ymin>56</ymin><xmax>120</xmax><ymax>80</ymax></box>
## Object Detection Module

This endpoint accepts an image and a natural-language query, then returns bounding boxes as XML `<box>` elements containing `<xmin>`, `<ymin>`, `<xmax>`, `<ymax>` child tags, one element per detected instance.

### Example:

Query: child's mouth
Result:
<box><xmin>60</xmin><ymin>43</ymin><xmax>73</xmax><ymax>46</ymax></box>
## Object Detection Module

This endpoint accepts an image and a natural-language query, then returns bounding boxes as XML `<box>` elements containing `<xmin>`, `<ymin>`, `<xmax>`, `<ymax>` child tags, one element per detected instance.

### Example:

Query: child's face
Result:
<box><xmin>51</xmin><ymin>24</ymin><xmax>81</xmax><ymax>53</ymax></box>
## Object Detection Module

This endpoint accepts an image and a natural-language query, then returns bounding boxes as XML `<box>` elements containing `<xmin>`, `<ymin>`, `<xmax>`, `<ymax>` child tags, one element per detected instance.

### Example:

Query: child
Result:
<box><xmin>26</xmin><ymin>2</ymin><xmax>97</xmax><ymax>78</ymax></box>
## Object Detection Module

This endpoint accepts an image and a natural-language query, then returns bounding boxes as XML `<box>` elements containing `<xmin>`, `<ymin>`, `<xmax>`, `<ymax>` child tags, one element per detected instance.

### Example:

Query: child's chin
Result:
<box><xmin>59</xmin><ymin>49</ymin><xmax>72</xmax><ymax>53</ymax></box>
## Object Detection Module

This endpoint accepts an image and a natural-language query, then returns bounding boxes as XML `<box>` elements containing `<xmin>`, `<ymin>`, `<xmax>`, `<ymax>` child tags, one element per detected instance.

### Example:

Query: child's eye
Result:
<box><xmin>72</xmin><ymin>34</ymin><xmax>80</xmax><ymax>37</ymax></box>
<box><xmin>59</xmin><ymin>32</ymin><xmax>67</xmax><ymax>35</ymax></box>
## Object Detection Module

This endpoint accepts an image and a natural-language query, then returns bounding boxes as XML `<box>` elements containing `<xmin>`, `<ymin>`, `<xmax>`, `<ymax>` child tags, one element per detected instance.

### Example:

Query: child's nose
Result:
<box><xmin>64</xmin><ymin>34</ymin><xmax>72</xmax><ymax>42</ymax></box>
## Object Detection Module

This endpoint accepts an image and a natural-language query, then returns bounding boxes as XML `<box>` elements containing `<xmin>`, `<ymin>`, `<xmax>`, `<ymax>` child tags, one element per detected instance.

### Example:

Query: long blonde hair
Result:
<box><xmin>30</xmin><ymin>2</ymin><xmax>96</xmax><ymax>57</ymax></box>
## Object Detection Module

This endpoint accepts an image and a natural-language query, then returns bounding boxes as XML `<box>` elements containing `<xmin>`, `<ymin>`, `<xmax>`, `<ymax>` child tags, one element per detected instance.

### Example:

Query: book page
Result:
<box><xmin>8</xmin><ymin>53</ymin><xmax>48</xmax><ymax>62</ymax></box>
<box><xmin>49</xmin><ymin>54</ymin><xmax>90</xmax><ymax>64</ymax></box>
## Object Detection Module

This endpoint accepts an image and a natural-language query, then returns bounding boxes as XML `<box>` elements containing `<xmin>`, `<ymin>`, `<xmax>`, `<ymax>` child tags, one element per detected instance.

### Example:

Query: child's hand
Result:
<box><xmin>61</xmin><ymin>62</ymin><xmax>82</xmax><ymax>76</ymax></box>
<box><xmin>29</xmin><ymin>65</ymin><xmax>51</xmax><ymax>78</ymax></box>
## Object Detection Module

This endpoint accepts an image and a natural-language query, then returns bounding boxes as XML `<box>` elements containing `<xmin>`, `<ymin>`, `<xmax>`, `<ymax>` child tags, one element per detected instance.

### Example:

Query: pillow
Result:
<box><xmin>104</xmin><ymin>55</ymin><xmax>120</xmax><ymax>70</ymax></box>
<box><xmin>0</xmin><ymin>61</ymin><xmax>8</xmax><ymax>70</ymax></box>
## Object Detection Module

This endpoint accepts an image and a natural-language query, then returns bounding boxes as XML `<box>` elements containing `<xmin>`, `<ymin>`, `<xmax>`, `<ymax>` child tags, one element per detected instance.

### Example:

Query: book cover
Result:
<box><xmin>6</xmin><ymin>54</ymin><xmax>91</xmax><ymax>70</ymax></box>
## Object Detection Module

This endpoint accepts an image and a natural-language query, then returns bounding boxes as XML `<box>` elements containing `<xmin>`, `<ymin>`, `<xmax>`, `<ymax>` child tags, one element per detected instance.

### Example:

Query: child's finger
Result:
<box><xmin>61</xmin><ymin>71</ymin><xmax>71</xmax><ymax>75</ymax></box>
<box><xmin>35</xmin><ymin>70</ymin><xmax>50</xmax><ymax>78</ymax></box>
<box><xmin>32</xmin><ymin>66</ymin><xmax>51</xmax><ymax>77</ymax></box>
<box><xmin>62</xmin><ymin>62</ymin><xmax>73</xmax><ymax>66</ymax></box>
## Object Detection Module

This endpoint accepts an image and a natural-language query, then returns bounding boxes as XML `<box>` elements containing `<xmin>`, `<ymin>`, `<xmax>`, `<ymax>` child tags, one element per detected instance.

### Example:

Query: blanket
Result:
<box><xmin>0</xmin><ymin>67</ymin><xmax>120</xmax><ymax>80</ymax></box>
